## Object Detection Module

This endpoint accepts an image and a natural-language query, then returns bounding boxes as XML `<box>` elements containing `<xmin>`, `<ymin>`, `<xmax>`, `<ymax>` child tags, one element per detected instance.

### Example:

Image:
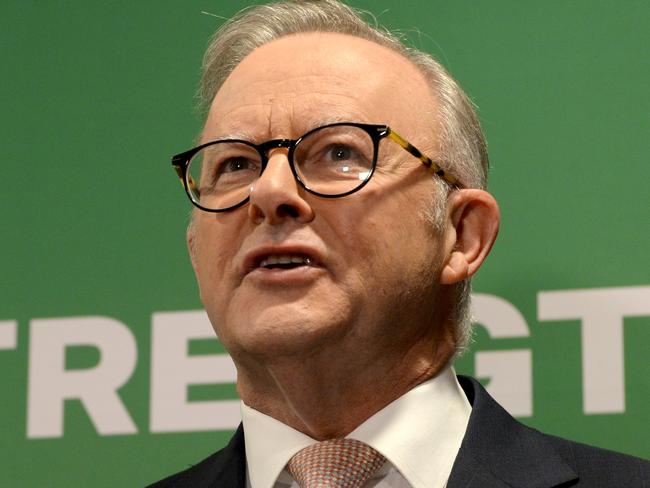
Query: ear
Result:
<box><xmin>440</xmin><ymin>189</ymin><xmax>500</xmax><ymax>285</ymax></box>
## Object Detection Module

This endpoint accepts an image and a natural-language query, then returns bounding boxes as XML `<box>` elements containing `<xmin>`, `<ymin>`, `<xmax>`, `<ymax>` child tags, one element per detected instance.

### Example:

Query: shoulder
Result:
<box><xmin>545</xmin><ymin>433</ymin><xmax>650</xmax><ymax>485</ymax></box>
<box><xmin>453</xmin><ymin>375</ymin><xmax>649</xmax><ymax>487</ymax></box>
<box><xmin>147</xmin><ymin>425</ymin><xmax>247</xmax><ymax>488</ymax></box>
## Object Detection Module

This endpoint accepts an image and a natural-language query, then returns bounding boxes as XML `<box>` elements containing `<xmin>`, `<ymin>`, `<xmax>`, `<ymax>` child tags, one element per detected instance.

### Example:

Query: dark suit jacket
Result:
<box><xmin>149</xmin><ymin>376</ymin><xmax>650</xmax><ymax>487</ymax></box>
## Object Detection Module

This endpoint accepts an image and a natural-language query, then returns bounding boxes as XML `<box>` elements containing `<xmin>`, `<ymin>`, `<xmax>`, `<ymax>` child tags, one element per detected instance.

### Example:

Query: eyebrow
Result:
<box><xmin>196</xmin><ymin>128</ymin><xmax>259</xmax><ymax>146</ymax></box>
<box><xmin>306</xmin><ymin>114</ymin><xmax>364</xmax><ymax>128</ymax></box>
<box><xmin>298</xmin><ymin>113</ymin><xmax>378</xmax><ymax>135</ymax></box>
<box><xmin>197</xmin><ymin>114</ymin><xmax>373</xmax><ymax>145</ymax></box>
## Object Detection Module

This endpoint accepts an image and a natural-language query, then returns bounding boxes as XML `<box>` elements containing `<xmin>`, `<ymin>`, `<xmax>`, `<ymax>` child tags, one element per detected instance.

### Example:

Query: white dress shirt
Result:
<box><xmin>241</xmin><ymin>365</ymin><xmax>471</xmax><ymax>488</ymax></box>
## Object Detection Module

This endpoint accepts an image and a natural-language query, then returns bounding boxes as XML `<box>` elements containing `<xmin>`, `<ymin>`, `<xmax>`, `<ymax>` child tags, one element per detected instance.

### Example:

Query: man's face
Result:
<box><xmin>190</xmin><ymin>33</ymin><xmax>452</xmax><ymax>366</ymax></box>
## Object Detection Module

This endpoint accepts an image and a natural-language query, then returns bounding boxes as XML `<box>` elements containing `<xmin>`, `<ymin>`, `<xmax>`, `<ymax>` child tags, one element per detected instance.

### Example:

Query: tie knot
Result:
<box><xmin>287</xmin><ymin>438</ymin><xmax>386</xmax><ymax>488</ymax></box>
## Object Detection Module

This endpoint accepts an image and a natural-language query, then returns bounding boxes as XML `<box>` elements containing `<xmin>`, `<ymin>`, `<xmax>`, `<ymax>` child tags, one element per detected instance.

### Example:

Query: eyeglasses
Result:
<box><xmin>171</xmin><ymin>122</ymin><xmax>462</xmax><ymax>213</ymax></box>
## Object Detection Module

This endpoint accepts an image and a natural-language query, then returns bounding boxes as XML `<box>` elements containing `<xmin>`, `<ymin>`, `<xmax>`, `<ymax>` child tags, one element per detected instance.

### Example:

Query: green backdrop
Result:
<box><xmin>1</xmin><ymin>1</ymin><xmax>648</xmax><ymax>486</ymax></box>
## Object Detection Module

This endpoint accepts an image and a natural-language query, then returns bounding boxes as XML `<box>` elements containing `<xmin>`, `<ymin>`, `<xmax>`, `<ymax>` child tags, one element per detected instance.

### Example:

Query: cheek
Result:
<box><xmin>334</xmin><ymin>189</ymin><xmax>442</xmax><ymax>280</ymax></box>
<box><xmin>193</xmin><ymin>223</ymin><xmax>239</xmax><ymax>302</ymax></box>
<box><xmin>329</xmin><ymin>208</ymin><xmax>401</xmax><ymax>280</ymax></box>
<box><xmin>193</xmin><ymin>236</ymin><xmax>241</xmax><ymax>345</ymax></box>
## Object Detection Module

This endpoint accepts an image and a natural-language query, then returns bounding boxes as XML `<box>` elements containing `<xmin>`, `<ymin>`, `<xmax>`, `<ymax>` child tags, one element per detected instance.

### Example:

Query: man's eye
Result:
<box><xmin>326</xmin><ymin>144</ymin><xmax>355</xmax><ymax>161</ymax></box>
<box><xmin>219</xmin><ymin>157</ymin><xmax>256</xmax><ymax>173</ymax></box>
<box><xmin>320</xmin><ymin>143</ymin><xmax>365</xmax><ymax>165</ymax></box>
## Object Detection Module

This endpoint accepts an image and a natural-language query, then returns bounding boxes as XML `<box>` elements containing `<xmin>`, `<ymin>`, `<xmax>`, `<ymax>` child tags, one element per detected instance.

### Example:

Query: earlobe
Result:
<box><xmin>440</xmin><ymin>251</ymin><xmax>469</xmax><ymax>284</ymax></box>
<box><xmin>439</xmin><ymin>189</ymin><xmax>500</xmax><ymax>285</ymax></box>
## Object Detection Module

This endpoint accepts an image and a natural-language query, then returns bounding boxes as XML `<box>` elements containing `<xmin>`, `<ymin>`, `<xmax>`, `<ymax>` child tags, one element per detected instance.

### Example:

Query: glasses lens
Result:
<box><xmin>294</xmin><ymin>125</ymin><xmax>375</xmax><ymax>196</ymax></box>
<box><xmin>187</xmin><ymin>141</ymin><xmax>262</xmax><ymax>211</ymax></box>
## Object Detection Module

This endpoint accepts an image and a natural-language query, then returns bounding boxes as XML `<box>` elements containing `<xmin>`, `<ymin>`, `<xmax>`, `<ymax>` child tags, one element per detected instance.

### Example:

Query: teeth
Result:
<box><xmin>259</xmin><ymin>254</ymin><xmax>312</xmax><ymax>268</ymax></box>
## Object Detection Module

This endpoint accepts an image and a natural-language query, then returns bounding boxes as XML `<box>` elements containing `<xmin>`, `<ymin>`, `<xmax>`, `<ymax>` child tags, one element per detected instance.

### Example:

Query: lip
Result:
<box><xmin>241</xmin><ymin>243</ymin><xmax>326</xmax><ymax>276</ymax></box>
<box><xmin>244</xmin><ymin>263</ymin><xmax>324</xmax><ymax>286</ymax></box>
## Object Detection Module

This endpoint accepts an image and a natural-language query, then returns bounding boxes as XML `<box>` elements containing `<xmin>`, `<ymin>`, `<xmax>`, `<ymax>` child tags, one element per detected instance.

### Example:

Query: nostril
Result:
<box><xmin>276</xmin><ymin>203</ymin><xmax>301</xmax><ymax>219</ymax></box>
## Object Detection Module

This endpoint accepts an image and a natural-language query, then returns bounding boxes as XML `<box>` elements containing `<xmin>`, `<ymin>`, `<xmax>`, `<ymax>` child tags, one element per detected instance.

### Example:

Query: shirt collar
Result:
<box><xmin>241</xmin><ymin>365</ymin><xmax>471</xmax><ymax>488</ymax></box>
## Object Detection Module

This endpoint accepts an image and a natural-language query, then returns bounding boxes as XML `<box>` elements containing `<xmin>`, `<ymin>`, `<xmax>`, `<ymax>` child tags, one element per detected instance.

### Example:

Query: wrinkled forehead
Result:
<box><xmin>203</xmin><ymin>32</ymin><xmax>438</xmax><ymax>145</ymax></box>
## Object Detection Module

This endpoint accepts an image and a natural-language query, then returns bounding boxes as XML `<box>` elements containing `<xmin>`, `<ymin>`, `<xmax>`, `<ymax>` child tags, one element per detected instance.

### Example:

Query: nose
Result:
<box><xmin>247</xmin><ymin>149</ymin><xmax>315</xmax><ymax>225</ymax></box>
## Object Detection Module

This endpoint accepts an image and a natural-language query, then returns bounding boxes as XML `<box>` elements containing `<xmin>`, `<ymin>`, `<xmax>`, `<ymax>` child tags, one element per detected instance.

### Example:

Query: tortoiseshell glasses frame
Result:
<box><xmin>171</xmin><ymin>122</ymin><xmax>463</xmax><ymax>213</ymax></box>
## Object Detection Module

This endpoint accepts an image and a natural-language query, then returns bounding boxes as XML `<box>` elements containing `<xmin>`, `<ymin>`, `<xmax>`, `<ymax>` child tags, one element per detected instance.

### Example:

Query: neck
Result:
<box><xmin>236</xmin><ymin>332</ymin><xmax>454</xmax><ymax>440</ymax></box>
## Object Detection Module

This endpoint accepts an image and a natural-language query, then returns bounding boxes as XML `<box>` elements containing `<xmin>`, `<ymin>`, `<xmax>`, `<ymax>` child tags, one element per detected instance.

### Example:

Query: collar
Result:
<box><xmin>241</xmin><ymin>365</ymin><xmax>471</xmax><ymax>488</ymax></box>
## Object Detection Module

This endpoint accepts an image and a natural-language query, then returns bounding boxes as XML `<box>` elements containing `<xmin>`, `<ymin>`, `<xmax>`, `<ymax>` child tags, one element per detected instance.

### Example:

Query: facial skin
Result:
<box><xmin>189</xmin><ymin>32</ymin><xmax>499</xmax><ymax>439</ymax></box>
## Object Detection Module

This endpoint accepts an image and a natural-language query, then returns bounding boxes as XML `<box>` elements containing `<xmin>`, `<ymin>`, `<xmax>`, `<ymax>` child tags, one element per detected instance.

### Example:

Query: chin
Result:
<box><xmin>223</xmin><ymin>305</ymin><xmax>351</xmax><ymax>359</ymax></box>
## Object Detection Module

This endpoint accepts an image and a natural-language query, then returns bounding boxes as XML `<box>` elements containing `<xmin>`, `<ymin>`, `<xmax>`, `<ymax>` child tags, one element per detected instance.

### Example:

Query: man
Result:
<box><xmin>152</xmin><ymin>1</ymin><xmax>649</xmax><ymax>486</ymax></box>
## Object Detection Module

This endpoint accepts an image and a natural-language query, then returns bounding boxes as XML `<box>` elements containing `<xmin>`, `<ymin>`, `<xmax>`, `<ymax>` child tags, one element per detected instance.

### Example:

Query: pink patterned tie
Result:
<box><xmin>287</xmin><ymin>438</ymin><xmax>386</xmax><ymax>488</ymax></box>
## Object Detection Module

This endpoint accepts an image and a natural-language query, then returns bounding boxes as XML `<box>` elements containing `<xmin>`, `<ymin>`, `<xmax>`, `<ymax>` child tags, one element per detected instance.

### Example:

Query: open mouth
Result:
<box><xmin>258</xmin><ymin>254</ymin><xmax>313</xmax><ymax>270</ymax></box>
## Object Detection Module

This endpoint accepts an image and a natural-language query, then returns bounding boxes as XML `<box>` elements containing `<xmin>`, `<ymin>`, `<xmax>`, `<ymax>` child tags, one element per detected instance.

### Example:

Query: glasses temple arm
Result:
<box><xmin>386</xmin><ymin>129</ymin><xmax>461</xmax><ymax>187</ymax></box>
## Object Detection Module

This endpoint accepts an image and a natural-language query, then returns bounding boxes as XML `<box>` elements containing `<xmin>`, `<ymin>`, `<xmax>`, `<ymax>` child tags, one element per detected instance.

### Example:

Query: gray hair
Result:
<box><xmin>197</xmin><ymin>0</ymin><xmax>488</xmax><ymax>354</ymax></box>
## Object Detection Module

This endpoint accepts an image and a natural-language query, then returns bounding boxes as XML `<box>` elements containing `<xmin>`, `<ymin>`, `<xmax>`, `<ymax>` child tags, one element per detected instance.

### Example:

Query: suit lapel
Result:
<box><xmin>447</xmin><ymin>460</ymin><xmax>512</xmax><ymax>488</ymax></box>
<box><xmin>210</xmin><ymin>424</ymin><xmax>247</xmax><ymax>487</ymax></box>
<box><xmin>181</xmin><ymin>424</ymin><xmax>247</xmax><ymax>488</ymax></box>
<box><xmin>448</xmin><ymin>376</ymin><xmax>577</xmax><ymax>488</ymax></box>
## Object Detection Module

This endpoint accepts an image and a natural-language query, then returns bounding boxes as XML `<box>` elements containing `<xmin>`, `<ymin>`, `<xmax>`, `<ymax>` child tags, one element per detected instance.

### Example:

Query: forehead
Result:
<box><xmin>202</xmin><ymin>32</ymin><xmax>437</xmax><ymax>142</ymax></box>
